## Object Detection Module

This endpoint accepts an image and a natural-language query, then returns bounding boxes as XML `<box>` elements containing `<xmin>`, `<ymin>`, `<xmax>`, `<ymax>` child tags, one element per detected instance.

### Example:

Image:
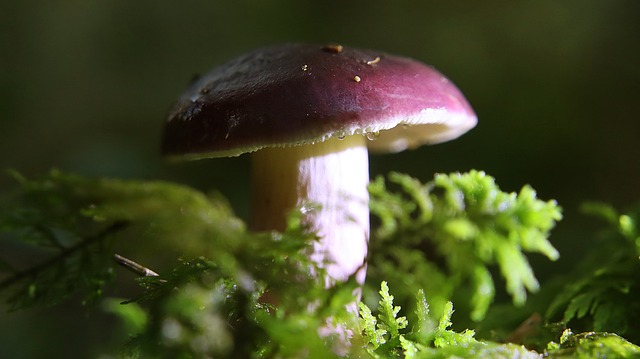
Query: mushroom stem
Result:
<box><xmin>251</xmin><ymin>135</ymin><xmax>369</xmax><ymax>289</ymax></box>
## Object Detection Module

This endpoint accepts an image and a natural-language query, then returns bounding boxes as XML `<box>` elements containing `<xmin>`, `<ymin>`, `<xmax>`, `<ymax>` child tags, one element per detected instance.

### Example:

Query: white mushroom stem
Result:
<box><xmin>251</xmin><ymin>135</ymin><xmax>370</xmax><ymax>289</ymax></box>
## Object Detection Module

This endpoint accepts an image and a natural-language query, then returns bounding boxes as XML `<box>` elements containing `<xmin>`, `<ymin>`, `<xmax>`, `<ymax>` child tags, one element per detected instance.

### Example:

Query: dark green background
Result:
<box><xmin>1</xmin><ymin>1</ymin><xmax>639</xmax><ymax>357</ymax></box>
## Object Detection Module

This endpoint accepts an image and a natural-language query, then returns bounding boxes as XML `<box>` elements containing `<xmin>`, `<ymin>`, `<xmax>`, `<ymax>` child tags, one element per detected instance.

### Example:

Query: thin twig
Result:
<box><xmin>114</xmin><ymin>253</ymin><xmax>160</xmax><ymax>277</ymax></box>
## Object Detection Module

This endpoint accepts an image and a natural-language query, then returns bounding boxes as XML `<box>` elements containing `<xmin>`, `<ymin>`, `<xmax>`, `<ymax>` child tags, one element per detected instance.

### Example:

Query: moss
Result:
<box><xmin>1</xmin><ymin>170</ymin><xmax>639</xmax><ymax>358</ymax></box>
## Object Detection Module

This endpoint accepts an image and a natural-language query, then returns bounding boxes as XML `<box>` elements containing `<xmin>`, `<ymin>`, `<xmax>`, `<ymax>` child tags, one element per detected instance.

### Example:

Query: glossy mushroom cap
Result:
<box><xmin>162</xmin><ymin>43</ymin><xmax>477</xmax><ymax>159</ymax></box>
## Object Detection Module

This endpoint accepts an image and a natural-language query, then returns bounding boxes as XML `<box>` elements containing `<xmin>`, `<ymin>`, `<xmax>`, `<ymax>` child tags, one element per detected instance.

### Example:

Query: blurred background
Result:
<box><xmin>1</xmin><ymin>0</ymin><xmax>639</xmax><ymax>357</ymax></box>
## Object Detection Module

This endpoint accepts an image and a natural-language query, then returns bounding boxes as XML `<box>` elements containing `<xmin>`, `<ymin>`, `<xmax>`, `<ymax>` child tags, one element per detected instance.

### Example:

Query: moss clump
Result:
<box><xmin>1</xmin><ymin>170</ymin><xmax>639</xmax><ymax>358</ymax></box>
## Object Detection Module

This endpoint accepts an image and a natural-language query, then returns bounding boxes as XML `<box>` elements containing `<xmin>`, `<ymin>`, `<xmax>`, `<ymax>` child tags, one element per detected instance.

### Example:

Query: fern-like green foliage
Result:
<box><xmin>546</xmin><ymin>329</ymin><xmax>640</xmax><ymax>358</ymax></box>
<box><xmin>0</xmin><ymin>170</ymin><xmax>341</xmax><ymax>358</ymax></box>
<box><xmin>358</xmin><ymin>282</ymin><xmax>640</xmax><ymax>359</ymax></box>
<box><xmin>2</xmin><ymin>170</ymin><xmax>639</xmax><ymax>358</ymax></box>
<box><xmin>546</xmin><ymin>202</ymin><xmax>640</xmax><ymax>342</ymax></box>
<box><xmin>367</xmin><ymin>170</ymin><xmax>561</xmax><ymax>322</ymax></box>
<box><xmin>359</xmin><ymin>281</ymin><xmax>543</xmax><ymax>359</ymax></box>
<box><xmin>0</xmin><ymin>169</ymin><xmax>246</xmax><ymax>310</ymax></box>
<box><xmin>359</xmin><ymin>281</ymin><xmax>409</xmax><ymax>355</ymax></box>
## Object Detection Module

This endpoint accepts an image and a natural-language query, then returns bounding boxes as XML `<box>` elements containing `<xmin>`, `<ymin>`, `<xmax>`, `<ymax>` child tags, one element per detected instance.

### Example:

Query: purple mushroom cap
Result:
<box><xmin>162</xmin><ymin>43</ymin><xmax>477</xmax><ymax>159</ymax></box>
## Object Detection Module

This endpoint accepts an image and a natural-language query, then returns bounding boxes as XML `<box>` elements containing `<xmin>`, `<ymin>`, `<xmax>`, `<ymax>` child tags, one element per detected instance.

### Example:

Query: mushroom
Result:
<box><xmin>162</xmin><ymin>43</ymin><xmax>476</xmax><ymax>298</ymax></box>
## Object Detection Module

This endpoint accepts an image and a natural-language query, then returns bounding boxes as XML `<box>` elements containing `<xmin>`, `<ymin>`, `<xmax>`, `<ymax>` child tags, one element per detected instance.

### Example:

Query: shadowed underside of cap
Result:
<box><xmin>162</xmin><ymin>43</ymin><xmax>477</xmax><ymax>159</ymax></box>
